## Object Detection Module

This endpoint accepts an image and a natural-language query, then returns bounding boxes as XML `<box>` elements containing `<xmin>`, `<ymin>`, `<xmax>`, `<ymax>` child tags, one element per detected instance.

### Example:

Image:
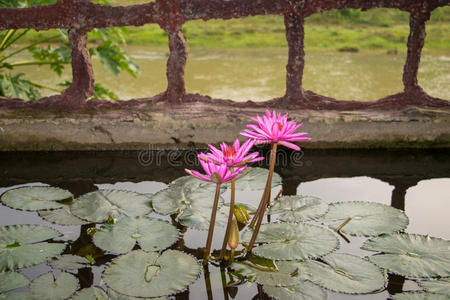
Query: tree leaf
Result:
<box><xmin>228</xmin><ymin>167</ymin><xmax>282</xmax><ymax>191</ymax></box>
<box><xmin>363</xmin><ymin>233</ymin><xmax>450</xmax><ymax>278</ymax></box>
<box><xmin>263</xmin><ymin>281</ymin><xmax>327</xmax><ymax>300</ymax></box>
<box><xmin>269</xmin><ymin>195</ymin><xmax>328</xmax><ymax>222</ymax></box>
<box><xmin>70</xmin><ymin>190</ymin><xmax>152</xmax><ymax>223</ymax></box>
<box><xmin>0</xmin><ymin>225</ymin><xmax>65</xmax><ymax>271</ymax></box>
<box><xmin>70</xmin><ymin>287</ymin><xmax>108</xmax><ymax>300</ymax></box>
<box><xmin>242</xmin><ymin>223</ymin><xmax>339</xmax><ymax>260</ymax></box>
<box><xmin>49</xmin><ymin>255</ymin><xmax>90</xmax><ymax>270</ymax></box>
<box><xmin>93</xmin><ymin>216</ymin><xmax>179</xmax><ymax>254</ymax></box>
<box><xmin>39</xmin><ymin>205</ymin><xmax>90</xmax><ymax>226</ymax></box>
<box><xmin>103</xmin><ymin>250</ymin><xmax>201</xmax><ymax>298</ymax></box>
<box><xmin>420</xmin><ymin>278</ymin><xmax>450</xmax><ymax>296</ymax></box>
<box><xmin>29</xmin><ymin>272</ymin><xmax>78</xmax><ymax>300</ymax></box>
<box><xmin>0</xmin><ymin>272</ymin><xmax>29</xmax><ymax>293</ymax></box>
<box><xmin>299</xmin><ymin>253</ymin><xmax>385</xmax><ymax>294</ymax></box>
<box><xmin>320</xmin><ymin>202</ymin><xmax>409</xmax><ymax>236</ymax></box>
<box><xmin>1</xmin><ymin>186</ymin><xmax>73</xmax><ymax>211</ymax></box>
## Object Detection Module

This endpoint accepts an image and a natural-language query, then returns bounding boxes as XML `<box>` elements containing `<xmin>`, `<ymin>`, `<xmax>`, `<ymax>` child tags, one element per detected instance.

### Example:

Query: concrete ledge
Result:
<box><xmin>1</xmin><ymin>103</ymin><xmax>450</xmax><ymax>150</ymax></box>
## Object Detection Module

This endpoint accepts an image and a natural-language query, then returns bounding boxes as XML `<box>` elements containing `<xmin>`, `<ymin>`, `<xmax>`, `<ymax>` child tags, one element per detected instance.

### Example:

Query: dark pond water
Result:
<box><xmin>0</xmin><ymin>149</ymin><xmax>449</xmax><ymax>299</ymax></box>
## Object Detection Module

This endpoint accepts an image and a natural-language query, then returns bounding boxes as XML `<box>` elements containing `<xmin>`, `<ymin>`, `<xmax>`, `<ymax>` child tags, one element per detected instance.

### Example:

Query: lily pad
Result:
<box><xmin>30</xmin><ymin>272</ymin><xmax>78</xmax><ymax>300</ymax></box>
<box><xmin>242</xmin><ymin>223</ymin><xmax>339</xmax><ymax>260</ymax></box>
<box><xmin>263</xmin><ymin>281</ymin><xmax>327</xmax><ymax>300</ymax></box>
<box><xmin>362</xmin><ymin>233</ymin><xmax>450</xmax><ymax>278</ymax></box>
<box><xmin>71</xmin><ymin>190</ymin><xmax>152</xmax><ymax>223</ymax></box>
<box><xmin>321</xmin><ymin>202</ymin><xmax>409</xmax><ymax>237</ymax></box>
<box><xmin>0</xmin><ymin>292</ymin><xmax>32</xmax><ymax>299</ymax></box>
<box><xmin>70</xmin><ymin>287</ymin><xmax>108</xmax><ymax>300</ymax></box>
<box><xmin>0</xmin><ymin>272</ymin><xmax>30</xmax><ymax>293</ymax></box>
<box><xmin>93</xmin><ymin>216</ymin><xmax>179</xmax><ymax>254</ymax></box>
<box><xmin>228</xmin><ymin>167</ymin><xmax>282</xmax><ymax>190</ymax></box>
<box><xmin>39</xmin><ymin>206</ymin><xmax>90</xmax><ymax>226</ymax></box>
<box><xmin>108</xmin><ymin>289</ymin><xmax>167</xmax><ymax>299</ymax></box>
<box><xmin>231</xmin><ymin>260</ymin><xmax>303</xmax><ymax>287</ymax></box>
<box><xmin>0</xmin><ymin>225</ymin><xmax>65</xmax><ymax>271</ymax></box>
<box><xmin>392</xmin><ymin>292</ymin><xmax>450</xmax><ymax>300</ymax></box>
<box><xmin>178</xmin><ymin>206</ymin><xmax>229</xmax><ymax>230</ymax></box>
<box><xmin>103</xmin><ymin>250</ymin><xmax>201</xmax><ymax>298</ymax></box>
<box><xmin>49</xmin><ymin>255</ymin><xmax>90</xmax><ymax>270</ymax></box>
<box><xmin>298</xmin><ymin>253</ymin><xmax>385</xmax><ymax>294</ymax></box>
<box><xmin>1</xmin><ymin>186</ymin><xmax>73</xmax><ymax>211</ymax></box>
<box><xmin>269</xmin><ymin>195</ymin><xmax>328</xmax><ymax>222</ymax></box>
<box><xmin>151</xmin><ymin>176</ymin><xmax>223</xmax><ymax>216</ymax></box>
<box><xmin>420</xmin><ymin>278</ymin><xmax>450</xmax><ymax>296</ymax></box>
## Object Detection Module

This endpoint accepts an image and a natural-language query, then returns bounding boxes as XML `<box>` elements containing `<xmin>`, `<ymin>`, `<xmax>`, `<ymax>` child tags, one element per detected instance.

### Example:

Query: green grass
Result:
<box><xmin>13</xmin><ymin>5</ymin><xmax>450</xmax><ymax>51</ymax></box>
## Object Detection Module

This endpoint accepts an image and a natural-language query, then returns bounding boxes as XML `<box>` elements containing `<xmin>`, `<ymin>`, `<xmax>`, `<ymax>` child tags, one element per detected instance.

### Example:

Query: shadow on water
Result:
<box><xmin>0</xmin><ymin>148</ymin><xmax>449</xmax><ymax>299</ymax></box>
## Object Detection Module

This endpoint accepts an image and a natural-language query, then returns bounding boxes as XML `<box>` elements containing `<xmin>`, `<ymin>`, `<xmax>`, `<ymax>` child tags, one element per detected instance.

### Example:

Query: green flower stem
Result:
<box><xmin>247</xmin><ymin>143</ymin><xmax>278</xmax><ymax>252</ymax></box>
<box><xmin>219</xmin><ymin>176</ymin><xmax>236</xmax><ymax>260</ymax></box>
<box><xmin>204</xmin><ymin>182</ymin><xmax>222</xmax><ymax>265</ymax></box>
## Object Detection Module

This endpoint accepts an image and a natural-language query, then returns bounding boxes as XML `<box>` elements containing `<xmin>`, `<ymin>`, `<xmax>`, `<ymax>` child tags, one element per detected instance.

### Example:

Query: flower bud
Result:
<box><xmin>227</xmin><ymin>218</ymin><xmax>239</xmax><ymax>250</ymax></box>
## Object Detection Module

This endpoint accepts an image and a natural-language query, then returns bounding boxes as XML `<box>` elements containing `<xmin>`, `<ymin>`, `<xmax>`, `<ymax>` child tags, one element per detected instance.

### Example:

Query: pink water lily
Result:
<box><xmin>199</xmin><ymin>139</ymin><xmax>264</xmax><ymax>167</ymax></box>
<box><xmin>240</xmin><ymin>109</ymin><xmax>311</xmax><ymax>151</ymax></box>
<box><xmin>185</xmin><ymin>157</ymin><xmax>246</xmax><ymax>184</ymax></box>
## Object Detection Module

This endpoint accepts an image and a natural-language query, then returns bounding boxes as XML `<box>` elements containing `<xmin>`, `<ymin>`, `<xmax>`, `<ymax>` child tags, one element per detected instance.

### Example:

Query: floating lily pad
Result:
<box><xmin>321</xmin><ymin>202</ymin><xmax>409</xmax><ymax>237</ymax></box>
<box><xmin>269</xmin><ymin>195</ymin><xmax>328</xmax><ymax>222</ymax></box>
<box><xmin>93</xmin><ymin>216</ymin><xmax>179</xmax><ymax>254</ymax></box>
<box><xmin>242</xmin><ymin>223</ymin><xmax>339</xmax><ymax>260</ymax></box>
<box><xmin>178</xmin><ymin>206</ymin><xmax>229</xmax><ymax>230</ymax></box>
<box><xmin>231</xmin><ymin>260</ymin><xmax>303</xmax><ymax>287</ymax></box>
<box><xmin>392</xmin><ymin>292</ymin><xmax>450</xmax><ymax>300</ymax></box>
<box><xmin>39</xmin><ymin>206</ymin><xmax>90</xmax><ymax>226</ymax></box>
<box><xmin>298</xmin><ymin>253</ymin><xmax>385</xmax><ymax>294</ymax></box>
<box><xmin>420</xmin><ymin>278</ymin><xmax>450</xmax><ymax>296</ymax></box>
<box><xmin>362</xmin><ymin>234</ymin><xmax>450</xmax><ymax>278</ymax></box>
<box><xmin>49</xmin><ymin>255</ymin><xmax>90</xmax><ymax>270</ymax></box>
<box><xmin>229</xmin><ymin>167</ymin><xmax>282</xmax><ymax>190</ymax></box>
<box><xmin>0</xmin><ymin>272</ymin><xmax>29</xmax><ymax>293</ymax></box>
<box><xmin>71</xmin><ymin>190</ymin><xmax>152</xmax><ymax>223</ymax></box>
<box><xmin>151</xmin><ymin>176</ymin><xmax>223</xmax><ymax>216</ymax></box>
<box><xmin>263</xmin><ymin>281</ymin><xmax>327</xmax><ymax>300</ymax></box>
<box><xmin>30</xmin><ymin>272</ymin><xmax>78</xmax><ymax>300</ymax></box>
<box><xmin>103</xmin><ymin>250</ymin><xmax>201</xmax><ymax>298</ymax></box>
<box><xmin>0</xmin><ymin>225</ymin><xmax>65</xmax><ymax>271</ymax></box>
<box><xmin>0</xmin><ymin>292</ymin><xmax>31</xmax><ymax>299</ymax></box>
<box><xmin>1</xmin><ymin>186</ymin><xmax>73</xmax><ymax>211</ymax></box>
<box><xmin>70</xmin><ymin>287</ymin><xmax>108</xmax><ymax>300</ymax></box>
<box><xmin>108</xmin><ymin>289</ymin><xmax>167</xmax><ymax>299</ymax></box>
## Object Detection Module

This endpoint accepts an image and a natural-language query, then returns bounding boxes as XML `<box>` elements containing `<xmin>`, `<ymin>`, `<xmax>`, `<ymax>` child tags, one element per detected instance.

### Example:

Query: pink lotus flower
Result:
<box><xmin>185</xmin><ymin>158</ymin><xmax>246</xmax><ymax>184</ymax></box>
<box><xmin>199</xmin><ymin>139</ymin><xmax>264</xmax><ymax>168</ymax></box>
<box><xmin>240</xmin><ymin>109</ymin><xmax>311</xmax><ymax>151</ymax></box>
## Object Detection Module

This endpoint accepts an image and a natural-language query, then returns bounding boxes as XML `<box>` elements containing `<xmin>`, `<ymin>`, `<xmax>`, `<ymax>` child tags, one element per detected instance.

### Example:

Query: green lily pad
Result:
<box><xmin>362</xmin><ymin>234</ymin><xmax>450</xmax><ymax>278</ymax></box>
<box><xmin>420</xmin><ymin>278</ymin><xmax>450</xmax><ymax>296</ymax></box>
<box><xmin>108</xmin><ymin>289</ymin><xmax>167</xmax><ymax>299</ymax></box>
<box><xmin>103</xmin><ymin>250</ymin><xmax>201</xmax><ymax>298</ymax></box>
<box><xmin>49</xmin><ymin>255</ymin><xmax>90</xmax><ymax>270</ymax></box>
<box><xmin>30</xmin><ymin>272</ymin><xmax>78</xmax><ymax>300</ymax></box>
<box><xmin>321</xmin><ymin>202</ymin><xmax>409</xmax><ymax>237</ymax></box>
<box><xmin>178</xmin><ymin>206</ymin><xmax>229</xmax><ymax>230</ymax></box>
<box><xmin>242</xmin><ymin>223</ymin><xmax>339</xmax><ymax>260</ymax></box>
<box><xmin>71</xmin><ymin>190</ymin><xmax>152</xmax><ymax>223</ymax></box>
<box><xmin>231</xmin><ymin>260</ymin><xmax>303</xmax><ymax>287</ymax></box>
<box><xmin>1</xmin><ymin>186</ymin><xmax>73</xmax><ymax>211</ymax></box>
<box><xmin>70</xmin><ymin>287</ymin><xmax>108</xmax><ymax>300</ymax></box>
<box><xmin>0</xmin><ymin>225</ymin><xmax>65</xmax><ymax>271</ymax></box>
<box><xmin>263</xmin><ymin>281</ymin><xmax>327</xmax><ymax>300</ymax></box>
<box><xmin>93</xmin><ymin>216</ymin><xmax>179</xmax><ymax>254</ymax></box>
<box><xmin>39</xmin><ymin>205</ymin><xmax>90</xmax><ymax>226</ymax></box>
<box><xmin>392</xmin><ymin>292</ymin><xmax>450</xmax><ymax>300</ymax></box>
<box><xmin>229</xmin><ymin>167</ymin><xmax>282</xmax><ymax>190</ymax></box>
<box><xmin>298</xmin><ymin>253</ymin><xmax>385</xmax><ymax>294</ymax></box>
<box><xmin>151</xmin><ymin>176</ymin><xmax>223</xmax><ymax>216</ymax></box>
<box><xmin>269</xmin><ymin>195</ymin><xmax>328</xmax><ymax>222</ymax></box>
<box><xmin>0</xmin><ymin>292</ymin><xmax>32</xmax><ymax>299</ymax></box>
<box><xmin>0</xmin><ymin>272</ymin><xmax>30</xmax><ymax>293</ymax></box>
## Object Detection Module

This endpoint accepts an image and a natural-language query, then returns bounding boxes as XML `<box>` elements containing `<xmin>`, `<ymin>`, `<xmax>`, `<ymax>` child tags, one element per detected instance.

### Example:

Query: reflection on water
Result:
<box><xmin>9</xmin><ymin>46</ymin><xmax>450</xmax><ymax>101</ymax></box>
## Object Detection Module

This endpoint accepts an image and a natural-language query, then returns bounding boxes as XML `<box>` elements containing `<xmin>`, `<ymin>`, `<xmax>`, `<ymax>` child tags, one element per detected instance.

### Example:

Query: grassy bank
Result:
<box><xmin>19</xmin><ymin>5</ymin><xmax>450</xmax><ymax>52</ymax></box>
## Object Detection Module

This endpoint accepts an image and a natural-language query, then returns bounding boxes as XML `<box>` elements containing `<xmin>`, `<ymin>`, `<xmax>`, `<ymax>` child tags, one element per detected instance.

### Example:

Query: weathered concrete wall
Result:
<box><xmin>1</xmin><ymin>103</ymin><xmax>449</xmax><ymax>150</ymax></box>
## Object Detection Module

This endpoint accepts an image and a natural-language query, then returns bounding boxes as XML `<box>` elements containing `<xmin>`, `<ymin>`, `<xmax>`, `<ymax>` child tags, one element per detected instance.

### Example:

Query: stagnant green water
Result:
<box><xmin>10</xmin><ymin>46</ymin><xmax>450</xmax><ymax>101</ymax></box>
<box><xmin>0</xmin><ymin>150</ymin><xmax>449</xmax><ymax>299</ymax></box>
